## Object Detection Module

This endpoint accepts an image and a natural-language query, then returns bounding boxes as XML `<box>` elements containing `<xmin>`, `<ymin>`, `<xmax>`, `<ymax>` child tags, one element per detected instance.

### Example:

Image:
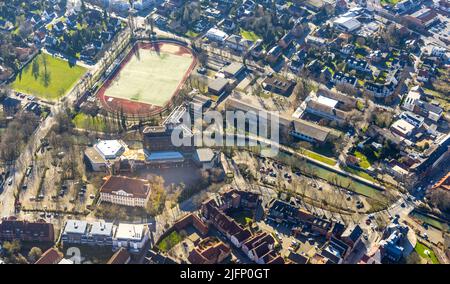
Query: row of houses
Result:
<box><xmin>61</xmin><ymin>220</ymin><xmax>149</xmax><ymax>254</ymax></box>
<box><xmin>267</xmin><ymin>199</ymin><xmax>365</xmax><ymax>264</ymax></box>
<box><xmin>200</xmin><ymin>189</ymin><xmax>285</xmax><ymax>264</ymax></box>
<box><xmin>0</xmin><ymin>217</ymin><xmax>55</xmax><ymax>243</ymax></box>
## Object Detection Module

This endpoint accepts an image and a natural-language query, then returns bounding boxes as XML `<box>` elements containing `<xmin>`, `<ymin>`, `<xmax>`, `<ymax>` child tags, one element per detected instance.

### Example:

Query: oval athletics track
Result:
<box><xmin>96</xmin><ymin>40</ymin><xmax>197</xmax><ymax>118</ymax></box>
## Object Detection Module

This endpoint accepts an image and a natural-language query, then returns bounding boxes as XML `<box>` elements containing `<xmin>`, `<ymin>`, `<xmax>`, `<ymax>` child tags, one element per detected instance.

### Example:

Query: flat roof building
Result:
<box><xmin>193</xmin><ymin>148</ymin><xmax>218</xmax><ymax>170</ymax></box>
<box><xmin>317</xmin><ymin>95</ymin><xmax>339</xmax><ymax>109</ymax></box>
<box><xmin>61</xmin><ymin>220</ymin><xmax>89</xmax><ymax>244</ymax></box>
<box><xmin>208</xmin><ymin>77</ymin><xmax>230</xmax><ymax>96</ymax></box>
<box><xmin>223</xmin><ymin>62</ymin><xmax>245</xmax><ymax>78</ymax></box>
<box><xmin>113</xmin><ymin>223</ymin><xmax>149</xmax><ymax>253</ymax></box>
<box><xmin>95</xmin><ymin>140</ymin><xmax>126</xmax><ymax>159</ymax></box>
<box><xmin>390</xmin><ymin>119</ymin><xmax>415</xmax><ymax>138</ymax></box>
<box><xmin>333</xmin><ymin>17</ymin><xmax>362</xmax><ymax>32</ymax></box>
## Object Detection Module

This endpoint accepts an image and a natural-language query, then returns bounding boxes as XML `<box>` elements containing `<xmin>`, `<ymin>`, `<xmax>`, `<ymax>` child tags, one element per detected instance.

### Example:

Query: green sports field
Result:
<box><xmin>11</xmin><ymin>53</ymin><xmax>87</xmax><ymax>101</ymax></box>
<box><xmin>103</xmin><ymin>46</ymin><xmax>194</xmax><ymax>107</ymax></box>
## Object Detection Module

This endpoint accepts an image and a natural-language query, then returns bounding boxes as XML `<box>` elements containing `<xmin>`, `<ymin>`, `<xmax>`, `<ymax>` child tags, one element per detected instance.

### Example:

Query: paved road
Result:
<box><xmin>0</xmin><ymin>28</ymin><xmax>131</xmax><ymax>218</ymax></box>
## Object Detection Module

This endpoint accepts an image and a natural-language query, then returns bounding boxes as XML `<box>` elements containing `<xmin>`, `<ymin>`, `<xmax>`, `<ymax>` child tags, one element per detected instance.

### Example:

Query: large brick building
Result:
<box><xmin>99</xmin><ymin>176</ymin><xmax>151</xmax><ymax>208</ymax></box>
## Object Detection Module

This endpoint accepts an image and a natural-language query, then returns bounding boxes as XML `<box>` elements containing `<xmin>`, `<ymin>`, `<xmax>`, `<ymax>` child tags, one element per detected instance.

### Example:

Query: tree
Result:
<box><xmin>32</xmin><ymin>58</ymin><xmax>40</xmax><ymax>79</ymax></box>
<box><xmin>427</xmin><ymin>189</ymin><xmax>450</xmax><ymax>214</ymax></box>
<box><xmin>81</xmin><ymin>0</ymin><xmax>87</xmax><ymax>14</ymax></box>
<box><xmin>41</xmin><ymin>55</ymin><xmax>51</xmax><ymax>87</ymax></box>
<box><xmin>28</xmin><ymin>247</ymin><xmax>43</xmax><ymax>263</ymax></box>
<box><xmin>0</xmin><ymin>112</ymin><xmax>40</xmax><ymax>164</ymax></box>
<box><xmin>145</xmin><ymin>176</ymin><xmax>167</xmax><ymax>216</ymax></box>
<box><xmin>2</xmin><ymin>240</ymin><xmax>21</xmax><ymax>257</ymax></box>
<box><xmin>405</xmin><ymin>251</ymin><xmax>422</xmax><ymax>264</ymax></box>
<box><xmin>197</xmin><ymin>50</ymin><xmax>208</xmax><ymax>67</ymax></box>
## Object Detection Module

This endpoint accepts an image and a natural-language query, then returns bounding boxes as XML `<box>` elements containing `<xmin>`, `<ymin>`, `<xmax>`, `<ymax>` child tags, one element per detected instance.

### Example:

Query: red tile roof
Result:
<box><xmin>100</xmin><ymin>176</ymin><xmax>150</xmax><ymax>199</ymax></box>
<box><xmin>35</xmin><ymin>248</ymin><xmax>63</xmax><ymax>264</ymax></box>
<box><xmin>107</xmin><ymin>248</ymin><xmax>131</xmax><ymax>264</ymax></box>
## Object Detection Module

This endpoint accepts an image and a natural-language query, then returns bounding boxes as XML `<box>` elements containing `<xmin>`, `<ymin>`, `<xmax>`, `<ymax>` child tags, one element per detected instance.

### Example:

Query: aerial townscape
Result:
<box><xmin>0</xmin><ymin>0</ymin><xmax>449</xmax><ymax>267</ymax></box>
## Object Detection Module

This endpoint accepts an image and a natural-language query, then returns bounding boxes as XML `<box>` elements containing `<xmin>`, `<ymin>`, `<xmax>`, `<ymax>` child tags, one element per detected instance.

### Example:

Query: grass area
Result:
<box><xmin>103</xmin><ymin>44</ymin><xmax>193</xmax><ymax>107</ymax></box>
<box><xmin>304</xmin><ymin>150</ymin><xmax>337</xmax><ymax>166</ymax></box>
<box><xmin>410</xmin><ymin>211</ymin><xmax>449</xmax><ymax>232</ymax></box>
<box><xmin>356</xmin><ymin>101</ymin><xmax>365</xmax><ymax>111</ymax></box>
<box><xmin>240</xmin><ymin>28</ymin><xmax>261</xmax><ymax>41</ymax></box>
<box><xmin>343</xmin><ymin>166</ymin><xmax>377</xmax><ymax>183</ymax></box>
<box><xmin>380</xmin><ymin>0</ymin><xmax>400</xmax><ymax>5</ymax></box>
<box><xmin>278</xmin><ymin>152</ymin><xmax>387</xmax><ymax>202</ymax></box>
<box><xmin>185</xmin><ymin>30</ymin><xmax>199</xmax><ymax>38</ymax></box>
<box><xmin>157</xmin><ymin>231</ymin><xmax>183</xmax><ymax>252</ymax></box>
<box><xmin>11</xmin><ymin>53</ymin><xmax>87</xmax><ymax>101</ymax></box>
<box><xmin>415</xmin><ymin>242</ymin><xmax>439</xmax><ymax>264</ymax></box>
<box><xmin>354</xmin><ymin>150</ymin><xmax>371</xmax><ymax>169</ymax></box>
<box><xmin>72</xmin><ymin>113</ymin><xmax>107</xmax><ymax>132</ymax></box>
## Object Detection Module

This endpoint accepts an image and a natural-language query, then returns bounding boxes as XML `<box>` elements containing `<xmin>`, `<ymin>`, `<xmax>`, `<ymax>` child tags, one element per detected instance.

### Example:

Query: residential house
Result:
<box><xmin>113</xmin><ymin>223</ymin><xmax>149</xmax><ymax>253</ymax></box>
<box><xmin>61</xmin><ymin>220</ymin><xmax>89</xmax><ymax>244</ymax></box>
<box><xmin>278</xmin><ymin>32</ymin><xmax>295</xmax><ymax>49</ymax></box>
<box><xmin>340</xmin><ymin>224</ymin><xmax>363</xmax><ymax>248</ymax></box>
<box><xmin>332</xmin><ymin>72</ymin><xmax>357</xmax><ymax>86</ymax></box>
<box><xmin>0</xmin><ymin>217</ymin><xmax>55</xmax><ymax>243</ymax></box>
<box><xmin>35</xmin><ymin>248</ymin><xmax>63</xmax><ymax>264</ymax></box>
<box><xmin>346</xmin><ymin>57</ymin><xmax>369</xmax><ymax>72</ymax></box>
<box><xmin>107</xmin><ymin>248</ymin><xmax>131</xmax><ymax>264</ymax></box>
<box><xmin>266</xmin><ymin>46</ymin><xmax>283</xmax><ymax>64</ymax></box>
<box><xmin>188</xmin><ymin>237</ymin><xmax>231</xmax><ymax>264</ymax></box>
<box><xmin>262</xmin><ymin>76</ymin><xmax>296</xmax><ymax>96</ymax></box>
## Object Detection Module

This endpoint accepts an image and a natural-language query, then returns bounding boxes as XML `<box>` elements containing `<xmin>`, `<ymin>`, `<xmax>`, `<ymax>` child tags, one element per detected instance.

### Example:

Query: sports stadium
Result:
<box><xmin>97</xmin><ymin>40</ymin><xmax>196</xmax><ymax>117</ymax></box>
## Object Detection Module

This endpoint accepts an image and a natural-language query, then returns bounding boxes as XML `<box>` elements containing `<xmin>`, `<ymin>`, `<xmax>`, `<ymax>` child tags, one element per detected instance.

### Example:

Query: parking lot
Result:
<box><xmin>233</xmin><ymin>151</ymin><xmax>373</xmax><ymax>217</ymax></box>
<box><xmin>17</xmin><ymin>143</ymin><xmax>97</xmax><ymax>219</ymax></box>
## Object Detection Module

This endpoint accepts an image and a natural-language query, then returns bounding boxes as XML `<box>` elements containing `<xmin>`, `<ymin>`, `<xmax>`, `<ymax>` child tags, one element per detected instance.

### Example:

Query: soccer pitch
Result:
<box><xmin>11</xmin><ymin>53</ymin><xmax>87</xmax><ymax>100</ymax></box>
<box><xmin>103</xmin><ymin>45</ymin><xmax>194</xmax><ymax>107</ymax></box>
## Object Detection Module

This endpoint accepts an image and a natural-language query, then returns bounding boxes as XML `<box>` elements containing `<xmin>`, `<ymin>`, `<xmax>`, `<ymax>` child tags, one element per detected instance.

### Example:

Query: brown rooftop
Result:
<box><xmin>100</xmin><ymin>176</ymin><xmax>150</xmax><ymax>199</ymax></box>
<box><xmin>35</xmin><ymin>248</ymin><xmax>63</xmax><ymax>264</ymax></box>
<box><xmin>107</xmin><ymin>248</ymin><xmax>131</xmax><ymax>264</ymax></box>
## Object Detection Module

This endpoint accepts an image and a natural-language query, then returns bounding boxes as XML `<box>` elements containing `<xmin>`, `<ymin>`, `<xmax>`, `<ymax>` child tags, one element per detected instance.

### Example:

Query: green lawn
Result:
<box><xmin>381</xmin><ymin>0</ymin><xmax>400</xmax><ymax>5</ymax></box>
<box><xmin>415</xmin><ymin>242</ymin><xmax>439</xmax><ymax>264</ymax></box>
<box><xmin>11</xmin><ymin>53</ymin><xmax>87</xmax><ymax>101</ymax></box>
<box><xmin>73</xmin><ymin>113</ymin><xmax>108</xmax><ymax>132</ymax></box>
<box><xmin>240</xmin><ymin>28</ymin><xmax>261</xmax><ymax>41</ymax></box>
<box><xmin>356</xmin><ymin>101</ymin><xmax>365</xmax><ymax>111</ymax></box>
<box><xmin>343</xmin><ymin>166</ymin><xmax>377</xmax><ymax>183</ymax></box>
<box><xmin>354</xmin><ymin>150</ymin><xmax>371</xmax><ymax>169</ymax></box>
<box><xmin>410</xmin><ymin>211</ymin><xmax>449</xmax><ymax>232</ymax></box>
<box><xmin>157</xmin><ymin>231</ymin><xmax>183</xmax><ymax>252</ymax></box>
<box><xmin>185</xmin><ymin>30</ymin><xmax>199</xmax><ymax>38</ymax></box>
<box><xmin>304</xmin><ymin>150</ymin><xmax>337</xmax><ymax>166</ymax></box>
